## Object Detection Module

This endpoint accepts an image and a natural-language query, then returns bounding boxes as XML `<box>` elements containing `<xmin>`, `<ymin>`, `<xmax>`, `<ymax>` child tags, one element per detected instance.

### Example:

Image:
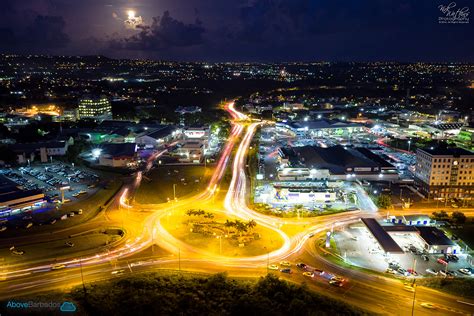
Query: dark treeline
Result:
<box><xmin>71</xmin><ymin>273</ymin><xmax>367</xmax><ymax>316</ymax></box>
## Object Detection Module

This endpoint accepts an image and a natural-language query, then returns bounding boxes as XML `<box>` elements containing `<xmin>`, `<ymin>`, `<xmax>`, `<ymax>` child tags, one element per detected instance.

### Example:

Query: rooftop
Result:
<box><xmin>361</xmin><ymin>218</ymin><xmax>404</xmax><ymax>253</ymax></box>
<box><xmin>418</xmin><ymin>147</ymin><xmax>473</xmax><ymax>156</ymax></box>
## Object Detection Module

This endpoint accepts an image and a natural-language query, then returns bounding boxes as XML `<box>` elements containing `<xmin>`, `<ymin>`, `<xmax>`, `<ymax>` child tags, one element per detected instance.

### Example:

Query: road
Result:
<box><xmin>0</xmin><ymin>102</ymin><xmax>473</xmax><ymax>315</ymax></box>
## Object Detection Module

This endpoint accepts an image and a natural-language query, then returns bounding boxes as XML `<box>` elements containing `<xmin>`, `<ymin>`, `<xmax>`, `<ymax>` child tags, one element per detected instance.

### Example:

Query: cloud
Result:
<box><xmin>25</xmin><ymin>15</ymin><xmax>70</xmax><ymax>48</ymax></box>
<box><xmin>0</xmin><ymin>15</ymin><xmax>70</xmax><ymax>53</ymax></box>
<box><xmin>110</xmin><ymin>11</ymin><xmax>205</xmax><ymax>51</ymax></box>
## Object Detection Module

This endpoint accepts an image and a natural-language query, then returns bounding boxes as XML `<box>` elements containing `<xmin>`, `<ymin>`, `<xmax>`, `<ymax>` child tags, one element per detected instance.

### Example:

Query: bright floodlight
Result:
<box><xmin>92</xmin><ymin>148</ymin><xmax>102</xmax><ymax>158</ymax></box>
<box><xmin>127</xmin><ymin>10</ymin><xmax>136</xmax><ymax>19</ymax></box>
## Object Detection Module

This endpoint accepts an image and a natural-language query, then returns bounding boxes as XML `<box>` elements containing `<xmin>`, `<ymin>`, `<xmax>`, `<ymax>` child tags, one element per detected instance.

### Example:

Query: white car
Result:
<box><xmin>425</xmin><ymin>269</ymin><xmax>438</xmax><ymax>276</ymax></box>
<box><xmin>458</xmin><ymin>268</ymin><xmax>472</xmax><ymax>275</ymax></box>
<box><xmin>279</xmin><ymin>261</ymin><xmax>291</xmax><ymax>267</ymax></box>
<box><xmin>268</xmin><ymin>264</ymin><xmax>279</xmax><ymax>270</ymax></box>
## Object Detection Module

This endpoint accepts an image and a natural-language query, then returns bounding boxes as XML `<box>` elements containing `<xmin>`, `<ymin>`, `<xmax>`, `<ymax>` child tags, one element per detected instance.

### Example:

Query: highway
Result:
<box><xmin>0</xmin><ymin>102</ymin><xmax>473</xmax><ymax>315</ymax></box>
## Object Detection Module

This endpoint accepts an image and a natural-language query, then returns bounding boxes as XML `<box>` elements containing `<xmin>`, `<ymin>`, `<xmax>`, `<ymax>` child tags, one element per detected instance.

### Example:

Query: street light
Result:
<box><xmin>408</xmin><ymin>140</ymin><xmax>411</xmax><ymax>152</ymax></box>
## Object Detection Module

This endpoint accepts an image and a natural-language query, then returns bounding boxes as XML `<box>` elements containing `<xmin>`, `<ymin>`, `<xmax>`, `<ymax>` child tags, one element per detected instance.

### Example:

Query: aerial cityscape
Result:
<box><xmin>0</xmin><ymin>1</ymin><xmax>473</xmax><ymax>315</ymax></box>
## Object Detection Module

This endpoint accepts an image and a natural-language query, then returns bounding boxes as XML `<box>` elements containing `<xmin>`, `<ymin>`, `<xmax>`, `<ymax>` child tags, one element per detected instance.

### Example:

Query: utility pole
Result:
<box><xmin>178</xmin><ymin>248</ymin><xmax>181</xmax><ymax>271</ymax></box>
<box><xmin>80</xmin><ymin>257</ymin><xmax>87</xmax><ymax>298</ymax></box>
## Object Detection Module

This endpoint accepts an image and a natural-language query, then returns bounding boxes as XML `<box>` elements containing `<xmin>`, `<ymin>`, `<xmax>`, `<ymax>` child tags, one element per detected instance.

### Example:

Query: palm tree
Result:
<box><xmin>246</xmin><ymin>219</ymin><xmax>257</xmax><ymax>232</ymax></box>
<box><xmin>224</xmin><ymin>220</ymin><xmax>234</xmax><ymax>234</ymax></box>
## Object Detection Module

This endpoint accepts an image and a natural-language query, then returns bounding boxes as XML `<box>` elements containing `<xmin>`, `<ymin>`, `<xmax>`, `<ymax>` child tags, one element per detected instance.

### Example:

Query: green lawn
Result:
<box><xmin>135</xmin><ymin>165</ymin><xmax>209</xmax><ymax>204</ymax></box>
<box><xmin>446</xmin><ymin>222</ymin><xmax>474</xmax><ymax>250</ymax></box>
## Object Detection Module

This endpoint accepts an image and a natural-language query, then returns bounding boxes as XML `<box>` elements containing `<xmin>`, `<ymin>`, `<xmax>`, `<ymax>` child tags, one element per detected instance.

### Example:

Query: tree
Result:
<box><xmin>234</xmin><ymin>220</ymin><xmax>248</xmax><ymax>237</ymax></box>
<box><xmin>377</xmin><ymin>194</ymin><xmax>392</xmax><ymax>209</ymax></box>
<box><xmin>451</xmin><ymin>211</ymin><xmax>466</xmax><ymax>224</ymax></box>
<box><xmin>432</xmin><ymin>210</ymin><xmax>449</xmax><ymax>221</ymax></box>
<box><xmin>246</xmin><ymin>219</ymin><xmax>257</xmax><ymax>232</ymax></box>
<box><xmin>224</xmin><ymin>220</ymin><xmax>234</xmax><ymax>234</ymax></box>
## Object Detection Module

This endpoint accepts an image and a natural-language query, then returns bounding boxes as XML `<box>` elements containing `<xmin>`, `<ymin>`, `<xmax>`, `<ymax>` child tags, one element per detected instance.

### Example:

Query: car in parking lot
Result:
<box><xmin>280</xmin><ymin>268</ymin><xmax>292</xmax><ymax>274</ymax></box>
<box><xmin>407</xmin><ymin>269</ymin><xmax>418</xmax><ymax>276</ymax></box>
<box><xmin>65</xmin><ymin>241</ymin><xmax>75</xmax><ymax>247</ymax></box>
<box><xmin>437</xmin><ymin>258</ymin><xmax>448</xmax><ymax>265</ymax></box>
<box><xmin>458</xmin><ymin>268</ymin><xmax>472</xmax><ymax>275</ymax></box>
<box><xmin>302</xmin><ymin>271</ymin><xmax>313</xmax><ymax>277</ymax></box>
<box><xmin>397</xmin><ymin>268</ymin><xmax>409</xmax><ymax>276</ymax></box>
<box><xmin>425</xmin><ymin>269</ymin><xmax>438</xmax><ymax>275</ymax></box>
<box><xmin>438</xmin><ymin>270</ymin><xmax>447</xmax><ymax>277</ymax></box>
<box><xmin>385</xmin><ymin>268</ymin><xmax>397</xmax><ymax>274</ymax></box>
<box><xmin>12</xmin><ymin>249</ymin><xmax>25</xmax><ymax>255</ymax></box>
<box><xmin>268</xmin><ymin>264</ymin><xmax>279</xmax><ymax>270</ymax></box>
<box><xmin>280</xmin><ymin>261</ymin><xmax>291</xmax><ymax>267</ymax></box>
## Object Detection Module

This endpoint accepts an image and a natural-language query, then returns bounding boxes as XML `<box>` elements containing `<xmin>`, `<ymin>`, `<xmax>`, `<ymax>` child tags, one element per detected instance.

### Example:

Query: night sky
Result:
<box><xmin>0</xmin><ymin>0</ymin><xmax>473</xmax><ymax>62</ymax></box>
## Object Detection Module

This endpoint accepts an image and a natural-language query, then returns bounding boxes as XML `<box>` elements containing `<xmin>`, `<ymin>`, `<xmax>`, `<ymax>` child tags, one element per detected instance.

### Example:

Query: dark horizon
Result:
<box><xmin>0</xmin><ymin>0</ymin><xmax>473</xmax><ymax>62</ymax></box>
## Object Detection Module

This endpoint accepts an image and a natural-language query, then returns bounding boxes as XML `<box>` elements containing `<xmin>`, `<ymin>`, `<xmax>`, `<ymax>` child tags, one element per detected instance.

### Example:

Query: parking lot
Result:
<box><xmin>334</xmin><ymin>223</ymin><xmax>473</xmax><ymax>278</ymax></box>
<box><xmin>1</xmin><ymin>162</ymin><xmax>100</xmax><ymax>203</ymax></box>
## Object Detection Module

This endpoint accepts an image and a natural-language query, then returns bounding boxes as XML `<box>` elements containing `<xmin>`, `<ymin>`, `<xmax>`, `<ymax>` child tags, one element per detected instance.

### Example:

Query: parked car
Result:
<box><xmin>268</xmin><ymin>264</ymin><xmax>279</xmax><ymax>270</ymax></box>
<box><xmin>65</xmin><ymin>241</ymin><xmax>75</xmax><ymax>247</ymax></box>
<box><xmin>280</xmin><ymin>261</ymin><xmax>291</xmax><ymax>267</ymax></box>
<box><xmin>302</xmin><ymin>272</ymin><xmax>313</xmax><ymax>277</ymax></box>
<box><xmin>458</xmin><ymin>268</ymin><xmax>472</xmax><ymax>275</ymax></box>
<box><xmin>280</xmin><ymin>268</ymin><xmax>292</xmax><ymax>274</ymax></box>
<box><xmin>437</xmin><ymin>258</ymin><xmax>448</xmax><ymax>265</ymax></box>
<box><xmin>425</xmin><ymin>269</ymin><xmax>438</xmax><ymax>275</ymax></box>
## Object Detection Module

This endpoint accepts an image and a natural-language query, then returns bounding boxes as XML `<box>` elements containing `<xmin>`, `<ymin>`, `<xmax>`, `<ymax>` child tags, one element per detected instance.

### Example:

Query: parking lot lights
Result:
<box><xmin>92</xmin><ymin>148</ymin><xmax>102</xmax><ymax>158</ymax></box>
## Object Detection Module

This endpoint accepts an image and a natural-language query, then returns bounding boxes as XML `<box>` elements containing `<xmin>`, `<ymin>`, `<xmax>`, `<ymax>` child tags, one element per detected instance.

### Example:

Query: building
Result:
<box><xmin>175</xmin><ymin>141</ymin><xmax>205</xmax><ymax>163</ymax></box>
<box><xmin>135</xmin><ymin>125</ymin><xmax>178</xmax><ymax>148</ymax></box>
<box><xmin>98</xmin><ymin>143</ymin><xmax>138</xmax><ymax>168</ymax></box>
<box><xmin>388</xmin><ymin>214</ymin><xmax>434</xmax><ymax>226</ymax></box>
<box><xmin>77</xmin><ymin>95</ymin><xmax>112</xmax><ymax>121</ymax></box>
<box><xmin>0</xmin><ymin>175</ymin><xmax>46</xmax><ymax>218</ymax></box>
<box><xmin>10</xmin><ymin>140</ymin><xmax>70</xmax><ymax>164</ymax></box>
<box><xmin>276</xmin><ymin>119</ymin><xmax>365</xmax><ymax>138</ymax></box>
<box><xmin>361</xmin><ymin>218</ymin><xmax>460</xmax><ymax>254</ymax></box>
<box><xmin>414</xmin><ymin>147</ymin><xmax>474</xmax><ymax>200</ymax></box>
<box><xmin>278</xmin><ymin>145</ymin><xmax>398</xmax><ymax>181</ymax></box>
<box><xmin>183</xmin><ymin>126</ymin><xmax>209</xmax><ymax>140</ymax></box>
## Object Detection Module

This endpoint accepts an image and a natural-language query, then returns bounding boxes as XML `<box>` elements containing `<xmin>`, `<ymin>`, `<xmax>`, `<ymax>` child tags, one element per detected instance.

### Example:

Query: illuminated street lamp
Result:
<box><xmin>407</xmin><ymin>140</ymin><xmax>411</xmax><ymax>152</ymax></box>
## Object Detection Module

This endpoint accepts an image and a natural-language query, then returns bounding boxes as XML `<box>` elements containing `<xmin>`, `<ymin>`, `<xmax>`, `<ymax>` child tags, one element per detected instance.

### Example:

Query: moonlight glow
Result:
<box><xmin>124</xmin><ymin>9</ymin><xmax>142</xmax><ymax>29</ymax></box>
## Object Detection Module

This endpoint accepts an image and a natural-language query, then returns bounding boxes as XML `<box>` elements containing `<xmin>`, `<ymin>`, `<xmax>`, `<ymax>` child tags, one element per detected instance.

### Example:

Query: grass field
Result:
<box><xmin>446</xmin><ymin>222</ymin><xmax>474</xmax><ymax>250</ymax></box>
<box><xmin>135</xmin><ymin>165</ymin><xmax>210</xmax><ymax>204</ymax></box>
<box><xmin>162</xmin><ymin>208</ymin><xmax>284</xmax><ymax>257</ymax></box>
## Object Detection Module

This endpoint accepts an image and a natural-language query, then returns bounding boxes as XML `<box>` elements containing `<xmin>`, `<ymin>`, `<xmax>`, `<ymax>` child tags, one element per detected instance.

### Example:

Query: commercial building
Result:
<box><xmin>0</xmin><ymin>175</ymin><xmax>46</xmax><ymax>217</ymax></box>
<box><xmin>97</xmin><ymin>143</ymin><xmax>138</xmax><ymax>168</ymax></box>
<box><xmin>135</xmin><ymin>125</ymin><xmax>178</xmax><ymax>148</ymax></box>
<box><xmin>77</xmin><ymin>95</ymin><xmax>112</xmax><ymax>121</ymax></box>
<box><xmin>278</xmin><ymin>145</ymin><xmax>398</xmax><ymax>181</ymax></box>
<box><xmin>361</xmin><ymin>218</ymin><xmax>460</xmax><ymax>254</ymax></box>
<box><xmin>276</xmin><ymin>119</ymin><xmax>365</xmax><ymax>138</ymax></box>
<box><xmin>414</xmin><ymin>147</ymin><xmax>474</xmax><ymax>200</ymax></box>
<box><xmin>11</xmin><ymin>140</ymin><xmax>70</xmax><ymax>164</ymax></box>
